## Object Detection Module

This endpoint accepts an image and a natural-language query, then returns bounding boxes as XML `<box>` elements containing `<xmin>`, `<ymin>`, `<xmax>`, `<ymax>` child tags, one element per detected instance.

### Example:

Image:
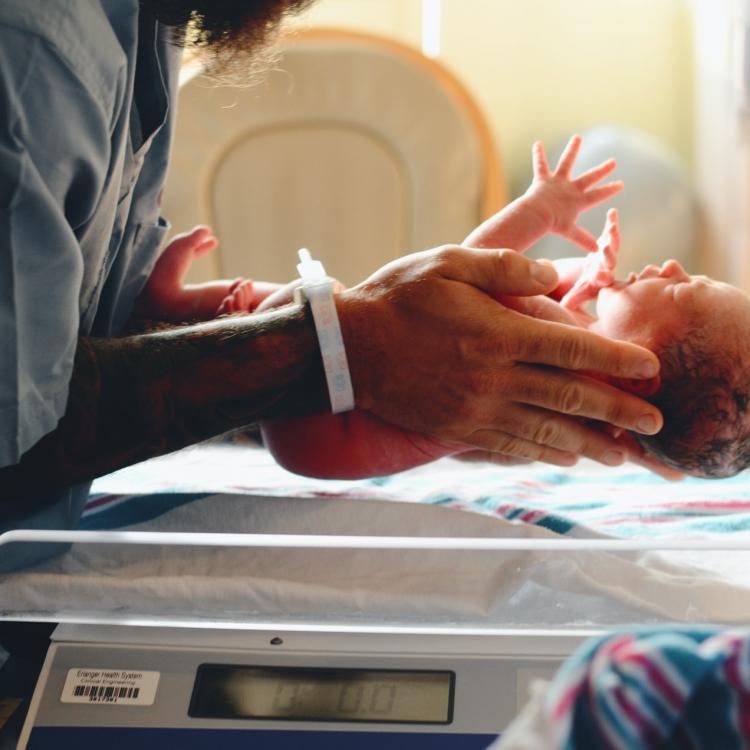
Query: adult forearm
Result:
<box><xmin>0</xmin><ymin>304</ymin><xmax>327</xmax><ymax>504</ymax></box>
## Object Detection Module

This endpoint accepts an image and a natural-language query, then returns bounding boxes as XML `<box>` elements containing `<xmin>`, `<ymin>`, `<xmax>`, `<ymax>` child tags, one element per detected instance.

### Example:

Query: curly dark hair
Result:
<box><xmin>634</xmin><ymin>329</ymin><xmax>750</xmax><ymax>478</ymax></box>
<box><xmin>147</xmin><ymin>0</ymin><xmax>315</xmax><ymax>80</ymax></box>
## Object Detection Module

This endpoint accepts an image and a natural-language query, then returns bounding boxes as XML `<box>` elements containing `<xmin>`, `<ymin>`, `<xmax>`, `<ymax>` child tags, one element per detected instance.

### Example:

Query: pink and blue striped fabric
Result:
<box><xmin>542</xmin><ymin>628</ymin><xmax>750</xmax><ymax>749</ymax></box>
<box><xmin>85</xmin><ymin>446</ymin><xmax>750</xmax><ymax>539</ymax></box>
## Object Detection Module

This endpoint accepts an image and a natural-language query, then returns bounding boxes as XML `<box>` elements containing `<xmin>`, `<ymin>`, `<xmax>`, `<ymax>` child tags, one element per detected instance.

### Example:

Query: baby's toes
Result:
<box><xmin>233</xmin><ymin>279</ymin><xmax>255</xmax><ymax>312</ymax></box>
<box><xmin>216</xmin><ymin>296</ymin><xmax>235</xmax><ymax>316</ymax></box>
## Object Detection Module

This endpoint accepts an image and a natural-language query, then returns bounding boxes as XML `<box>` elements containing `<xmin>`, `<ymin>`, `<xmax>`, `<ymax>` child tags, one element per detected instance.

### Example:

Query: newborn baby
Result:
<box><xmin>141</xmin><ymin>136</ymin><xmax>750</xmax><ymax>479</ymax></box>
<box><xmin>505</xmin><ymin>209</ymin><xmax>750</xmax><ymax>478</ymax></box>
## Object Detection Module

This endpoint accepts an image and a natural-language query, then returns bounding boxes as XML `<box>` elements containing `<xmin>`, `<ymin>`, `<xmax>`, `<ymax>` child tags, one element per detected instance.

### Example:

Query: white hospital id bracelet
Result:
<box><xmin>295</xmin><ymin>248</ymin><xmax>355</xmax><ymax>414</ymax></box>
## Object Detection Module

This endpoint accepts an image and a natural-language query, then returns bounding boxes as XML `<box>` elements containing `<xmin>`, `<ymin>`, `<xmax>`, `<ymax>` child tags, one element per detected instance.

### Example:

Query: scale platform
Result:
<box><xmin>5</xmin><ymin>518</ymin><xmax>750</xmax><ymax>747</ymax></box>
<box><xmin>18</xmin><ymin>623</ymin><xmax>592</xmax><ymax>749</ymax></box>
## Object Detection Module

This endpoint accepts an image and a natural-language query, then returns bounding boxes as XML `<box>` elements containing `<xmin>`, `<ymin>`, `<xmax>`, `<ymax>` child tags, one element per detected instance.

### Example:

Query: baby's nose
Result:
<box><xmin>660</xmin><ymin>259</ymin><xmax>688</xmax><ymax>279</ymax></box>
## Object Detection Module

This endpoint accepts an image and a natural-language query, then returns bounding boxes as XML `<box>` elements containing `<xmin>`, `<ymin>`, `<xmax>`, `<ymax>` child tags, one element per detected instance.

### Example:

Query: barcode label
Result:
<box><xmin>61</xmin><ymin>668</ymin><xmax>159</xmax><ymax>706</ymax></box>
<box><xmin>72</xmin><ymin>685</ymin><xmax>140</xmax><ymax>701</ymax></box>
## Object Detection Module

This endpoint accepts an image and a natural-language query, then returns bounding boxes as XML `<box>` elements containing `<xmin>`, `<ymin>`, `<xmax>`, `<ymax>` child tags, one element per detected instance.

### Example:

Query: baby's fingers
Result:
<box><xmin>583</xmin><ymin>181</ymin><xmax>623</xmax><ymax>208</ymax></box>
<box><xmin>554</xmin><ymin>134</ymin><xmax>582</xmax><ymax>178</ymax></box>
<box><xmin>532</xmin><ymin>141</ymin><xmax>551</xmax><ymax>180</ymax></box>
<box><xmin>565</xmin><ymin>224</ymin><xmax>598</xmax><ymax>253</ymax></box>
<box><xmin>574</xmin><ymin>158</ymin><xmax>616</xmax><ymax>190</ymax></box>
<box><xmin>560</xmin><ymin>280</ymin><xmax>595</xmax><ymax>310</ymax></box>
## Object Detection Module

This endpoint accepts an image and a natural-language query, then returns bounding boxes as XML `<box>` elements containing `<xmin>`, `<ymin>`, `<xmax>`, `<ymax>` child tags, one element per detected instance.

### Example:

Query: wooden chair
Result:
<box><xmin>163</xmin><ymin>28</ymin><xmax>506</xmax><ymax>286</ymax></box>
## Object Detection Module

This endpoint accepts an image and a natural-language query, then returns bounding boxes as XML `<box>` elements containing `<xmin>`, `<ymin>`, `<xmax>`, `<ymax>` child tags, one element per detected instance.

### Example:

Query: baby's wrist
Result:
<box><xmin>521</xmin><ymin>185</ymin><xmax>556</xmax><ymax>233</ymax></box>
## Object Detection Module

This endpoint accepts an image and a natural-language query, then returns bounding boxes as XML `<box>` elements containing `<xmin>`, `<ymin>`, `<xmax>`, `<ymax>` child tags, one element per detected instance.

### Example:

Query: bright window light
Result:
<box><xmin>421</xmin><ymin>0</ymin><xmax>443</xmax><ymax>58</ymax></box>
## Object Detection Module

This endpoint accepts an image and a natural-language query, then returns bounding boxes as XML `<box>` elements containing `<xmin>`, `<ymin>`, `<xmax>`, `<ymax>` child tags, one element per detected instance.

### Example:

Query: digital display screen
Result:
<box><xmin>189</xmin><ymin>664</ymin><xmax>454</xmax><ymax>724</ymax></box>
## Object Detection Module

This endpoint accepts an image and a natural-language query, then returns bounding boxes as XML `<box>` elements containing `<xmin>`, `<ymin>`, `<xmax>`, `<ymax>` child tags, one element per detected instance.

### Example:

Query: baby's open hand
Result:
<box><xmin>527</xmin><ymin>135</ymin><xmax>623</xmax><ymax>252</ymax></box>
<box><xmin>560</xmin><ymin>208</ymin><xmax>620</xmax><ymax>311</ymax></box>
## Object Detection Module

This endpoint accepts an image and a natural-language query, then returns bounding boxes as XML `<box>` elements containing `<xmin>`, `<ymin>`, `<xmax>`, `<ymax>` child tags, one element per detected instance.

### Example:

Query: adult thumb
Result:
<box><xmin>441</xmin><ymin>246</ymin><xmax>559</xmax><ymax>298</ymax></box>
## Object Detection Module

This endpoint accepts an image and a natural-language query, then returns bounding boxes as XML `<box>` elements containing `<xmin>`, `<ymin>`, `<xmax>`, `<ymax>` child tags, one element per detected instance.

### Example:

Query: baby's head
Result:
<box><xmin>593</xmin><ymin>260</ymin><xmax>750</xmax><ymax>478</ymax></box>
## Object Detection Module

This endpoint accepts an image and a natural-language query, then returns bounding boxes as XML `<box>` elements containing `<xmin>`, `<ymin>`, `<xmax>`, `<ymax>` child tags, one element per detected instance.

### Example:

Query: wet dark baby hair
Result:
<box><xmin>634</xmin><ymin>329</ymin><xmax>750</xmax><ymax>478</ymax></box>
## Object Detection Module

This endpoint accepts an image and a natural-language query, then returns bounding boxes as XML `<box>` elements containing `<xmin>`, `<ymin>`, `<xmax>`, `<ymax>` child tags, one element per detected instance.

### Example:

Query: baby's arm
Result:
<box><xmin>464</xmin><ymin>135</ymin><xmax>622</xmax><ymax>254</ymax></box>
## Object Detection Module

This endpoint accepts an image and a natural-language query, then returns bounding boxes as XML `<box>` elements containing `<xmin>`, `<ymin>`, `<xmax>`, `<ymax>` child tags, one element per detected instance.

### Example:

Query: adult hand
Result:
<box><xmin>610</xmin><ymin>429</ymin><xmax>686</xmax><ymax>481</ymax></box>
<box><xmin>337</xmin><ymin>245</ymin><xmax>663</xmax><ymax>467</ymax></box>
<box><xmin>452</xmin><ymin>450</ymin><xmax>533</xmax><ymax>467</ymax></box>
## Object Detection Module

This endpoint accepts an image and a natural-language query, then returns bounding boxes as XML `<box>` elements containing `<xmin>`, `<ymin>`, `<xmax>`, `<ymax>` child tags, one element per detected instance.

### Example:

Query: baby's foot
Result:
<box><xmin>217</xmin><ymin>278</ymin><xmax>255</xmax><ymax>315</ymax></box>
<box><xmin>147</xmin><ymin>226</ymin><xmax>219</xmax><ymax>300</ymax></box>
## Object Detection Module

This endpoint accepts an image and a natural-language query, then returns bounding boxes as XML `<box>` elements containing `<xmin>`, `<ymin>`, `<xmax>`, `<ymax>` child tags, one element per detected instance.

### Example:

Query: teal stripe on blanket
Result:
<box><xmin>87</xmin><ymin>446</ymin><xmax>750</xmax><ymax>540</ymax></box>
<box><xmin>81</xmin><ymin>492</ymin><xmax>213</xmax><ymax>530</ymax></box>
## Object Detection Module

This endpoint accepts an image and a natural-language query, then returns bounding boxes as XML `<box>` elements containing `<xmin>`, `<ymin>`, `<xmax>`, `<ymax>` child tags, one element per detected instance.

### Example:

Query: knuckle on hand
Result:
<box><xmin>433</xmin><ymin>244</ymin><xmax>464</xmax><ymax>273</ymax></box>
<box><xmin>601</xmin><ymin>399</ymin><xmax>628</xmax><ymax>428</ymax></box>
<box><xmin>495</xmin><ymin>435</ymin><xmax>526</xmax><ymax>458</ymax></box>
<box><xmin>558</xmin><ymin>381</ymin><xmax>586</xmax><ymax>415</ymax></box>
<box><xmin>492</xmin><ymin>434</ymin><xmax>530</xmax><ymax>458</ymax></box>
<box><xmin>557</xmin><ymin>335</ymin><xmax>589</xmax><ymax>371</ymax></box>
<box><xmin>494</xmin><ymin>248</ymin><xmax>519</xmax><ymax>279</ymax></box>
<box><xmin>531</xmin><ymin>417</ymin><xmax>562</xmax><ymax>448</ymax></box>
<box><xmin>461</xmin><ymin>369</ymin><xmax>496</xmax><ymax>401</ymax></box>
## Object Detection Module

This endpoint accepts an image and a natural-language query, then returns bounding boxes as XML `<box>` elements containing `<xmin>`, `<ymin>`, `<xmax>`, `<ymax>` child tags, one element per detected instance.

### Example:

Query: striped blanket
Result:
<box><xmin>85</xmin><ymin>445</ymin><xmax>750</xmax><ymax>747</ymax></box>
<box><xmin>88</xmin><ymin>442</ymin><xmax>750</xmax><ymax>540</ymax></box>
<box><xmin>496</xmin><ymin>627</ymin><xmax>750</xmax><ymax>750</ymax></box>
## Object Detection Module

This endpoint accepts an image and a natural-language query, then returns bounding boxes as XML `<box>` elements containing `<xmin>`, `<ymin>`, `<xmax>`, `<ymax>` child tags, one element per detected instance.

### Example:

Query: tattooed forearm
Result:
<box><xmin>0</xmin><ymin>304</ymin><xmax>328</xmax><ymax>505</ymax></box>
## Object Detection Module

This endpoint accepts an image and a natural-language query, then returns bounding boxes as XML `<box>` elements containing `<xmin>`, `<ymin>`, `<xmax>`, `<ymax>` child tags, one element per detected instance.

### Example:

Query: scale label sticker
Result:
<box><xmin>61</xmin><ymin>668</ymin><xmax>160</xmax><ymax>706</ymax></box>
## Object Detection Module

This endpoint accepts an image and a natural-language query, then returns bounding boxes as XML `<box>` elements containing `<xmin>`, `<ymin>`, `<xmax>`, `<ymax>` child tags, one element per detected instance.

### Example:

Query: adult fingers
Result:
<box><xmin>453</xmin><ymin>450</ymin><xmax>534</xmax><ymax>466</ymax></box>
<box><xmin>532</xmin><ymin>141</ymin><xmax>551</xmax><ymax>180</ymax></box>
<box><xmin>489</xmin><ymin>403</ymin><xmax>629</xmax><ymax>466</ymax></box>
<box><xmin>574</xmin><ymin>158</ymin><xmax>616</xmax><ymax>189</ymax></box>
<box><xmin>468</xmin><ymin>429</ymin><xmax>578</xmax><ymax>467</ymax></box>
<box><xmin>630</xmin><ymin>454</ymin><xmax>685</xmax><ymax>481</ymax></box>
<box><xmin>507</xmin><ymin>315</ymin><xmax>661</xmax><ymax>381</ymax></box>
<box><xmin>499</xmin><ymin>362</ymin><xmax>663</xmax><ymax>435</ymax></box>
<box><xmin>614</xmin><ymin>431</ymin><xmax>686</xmax><ymax>481</ymax></box>
<box><xmin>554</xmin><ymin>134</ymin><xmax>582</xmax><ymax>177</ymax></box>
<box><xmin>438</xmin><ymin>246</ymin><xmax>559</xmax><ymax>298</ymax></box>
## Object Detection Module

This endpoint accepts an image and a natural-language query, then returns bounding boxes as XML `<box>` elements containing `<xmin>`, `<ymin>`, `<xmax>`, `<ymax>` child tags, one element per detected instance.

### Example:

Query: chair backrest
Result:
<box><xmin>163</xmin><ymin>28</ymin><xmax>505</xmax><ymax>286</ymax></box>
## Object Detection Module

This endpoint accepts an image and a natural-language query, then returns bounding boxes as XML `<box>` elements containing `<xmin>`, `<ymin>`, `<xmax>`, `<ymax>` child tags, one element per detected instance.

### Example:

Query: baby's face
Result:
<box><xmin>593</xmin><ymin>260</ymin><xmax>750</xmax><ymax>349</ymax></box>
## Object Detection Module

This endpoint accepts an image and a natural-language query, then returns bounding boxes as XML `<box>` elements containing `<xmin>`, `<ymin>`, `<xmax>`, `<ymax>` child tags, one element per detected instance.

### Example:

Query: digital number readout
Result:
<box><xmin>189</xmin><ymin>665</ymin><xmax>454</xmax><ymax>724</ymax></box>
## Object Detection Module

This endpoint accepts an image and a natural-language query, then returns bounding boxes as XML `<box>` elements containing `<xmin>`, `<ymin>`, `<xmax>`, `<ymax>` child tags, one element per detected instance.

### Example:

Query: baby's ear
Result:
<box><xmin>608</xmin><ymin>375</ymin><xmax>662</xmax><ymax>398</ymax></box>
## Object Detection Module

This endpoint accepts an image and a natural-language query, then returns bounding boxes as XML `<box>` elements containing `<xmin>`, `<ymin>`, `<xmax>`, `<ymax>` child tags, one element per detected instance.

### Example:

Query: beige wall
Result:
<box><xmin>290</xmin><ymin>0</ymin><xmax>694</xmax><ymax>194</ymax></box>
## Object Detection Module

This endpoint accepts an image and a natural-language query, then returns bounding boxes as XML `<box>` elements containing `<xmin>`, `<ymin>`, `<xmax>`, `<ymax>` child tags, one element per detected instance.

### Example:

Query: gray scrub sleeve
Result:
<box><xmin>0</xmin><ymin>28</ymin><xmax>113</xmax><ymax>467</ymax></box>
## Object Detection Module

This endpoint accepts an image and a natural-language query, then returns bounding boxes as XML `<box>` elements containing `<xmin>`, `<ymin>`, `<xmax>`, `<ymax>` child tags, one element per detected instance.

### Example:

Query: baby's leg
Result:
<box><xmin>262</xmin><ymin>412</ymin><xmax>464</xmax><ymax>479</ymax></box>
<box><xmin>256</xmin><ymin>283</ymin><xmax>465</xmax><ymax>478</ymax></box>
